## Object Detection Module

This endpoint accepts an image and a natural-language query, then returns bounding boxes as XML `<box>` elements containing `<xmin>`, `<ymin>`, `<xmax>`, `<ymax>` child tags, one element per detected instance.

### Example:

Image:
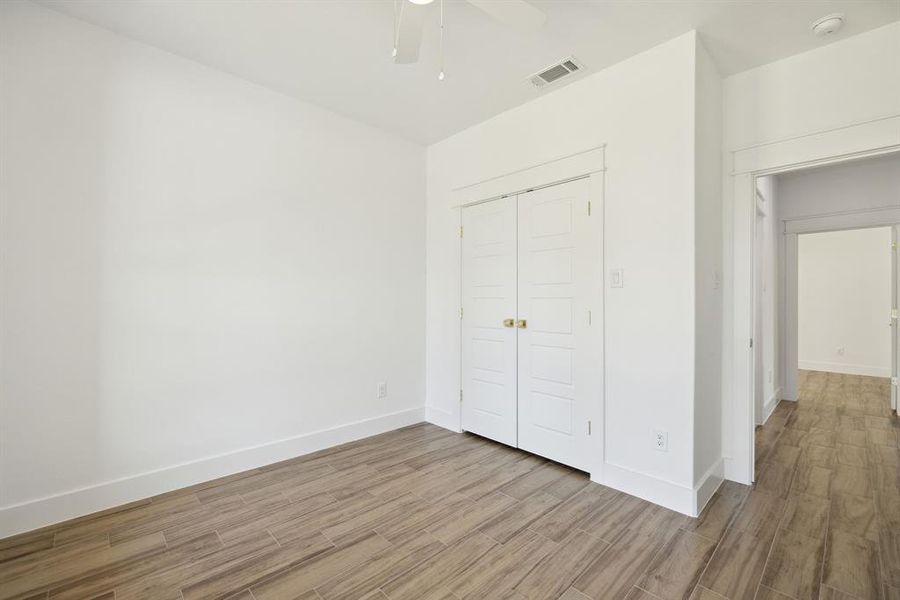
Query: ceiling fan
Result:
<box><xmin>393</xmin><ymin>0</ymin><xmax>546</xmax><ymax>72</ymax></box>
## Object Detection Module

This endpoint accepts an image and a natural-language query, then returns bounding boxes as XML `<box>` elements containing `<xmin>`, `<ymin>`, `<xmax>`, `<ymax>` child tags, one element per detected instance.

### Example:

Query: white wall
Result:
<box><xmin>798</xmin><ymin>228</ymin><xmax>892</xmax><ymax>376</ymax></box>
<box><xmin>776</xmin><ymin>153</ymin><xmax>900</xmax><ymax>221</ymax></box>
<box><xmin>693</xmin><ymin>38</ymin><xmax>723</xmax><ymax>489</ymax></box>
<box><xmin>427</xmin><ymin>31</ymin><xmax>707</xmax><ymax>513</ymax></box>
<box><xmin>0</xmin><ymin>1</ymin><xmax>425</xmax><ymax>535</ymax></box>
<box><xmin>721</xmin><ymin>21</ymin><xmax>900</xmax><ymax>480</ymax></box>
<box><xmin>724</xmin><ymin>22</ymin><xmax>900</xmax><ymax>150</ymax></box>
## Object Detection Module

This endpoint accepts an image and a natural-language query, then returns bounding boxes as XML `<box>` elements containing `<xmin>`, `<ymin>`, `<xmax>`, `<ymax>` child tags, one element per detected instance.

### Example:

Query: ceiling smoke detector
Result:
<box><xmin>811</xmin><ymin>13</ymin><xmax>844</xmax><ymax>36</ymax></box>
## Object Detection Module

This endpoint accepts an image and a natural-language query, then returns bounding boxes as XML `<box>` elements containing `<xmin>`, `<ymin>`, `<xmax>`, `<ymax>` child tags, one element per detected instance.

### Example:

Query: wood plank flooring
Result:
<box><xmin>716</xmin><ymin>370</ymin><xmax>898</xmax><ymax>600</ymax></box>
<box><xmin>1</xmin><ymin>371</ymin><xmax>896</xmax><ymax>600</ymax></box>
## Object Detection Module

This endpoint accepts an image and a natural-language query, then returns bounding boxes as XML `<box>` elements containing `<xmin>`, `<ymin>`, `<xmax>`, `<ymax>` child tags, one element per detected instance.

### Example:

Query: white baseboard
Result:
<box><xmin>693</xmin><ymin>458</ymin><xmax>725</xmax><ymax>516</ymax></box>
<box><xmin>593</xmin><ymin>458</ymin><xmax>722</xmax><ymax>518</ymax></box>
<box><xmin>723</xmin><ymin>456</ymin><xmax>752</xmax><ymax>485</ymax></box>
<box><xmin>798</xmin><ymin>361</ymin><xmax>891</xmax><ymax>378</ymax></box>
<box><xmin>426</xmin><ymin>405</ymin><xmax>461</xmax><ymax>433</ymax></box>
<box><xmin>761</xmin><ymin>387</ymin><xmax>782</xmax><ymax>425</ymax></box>
<box><xmin>0</xmin><ymin>407</ymin><xmax>425</xmax><ymax>539</ymax></box>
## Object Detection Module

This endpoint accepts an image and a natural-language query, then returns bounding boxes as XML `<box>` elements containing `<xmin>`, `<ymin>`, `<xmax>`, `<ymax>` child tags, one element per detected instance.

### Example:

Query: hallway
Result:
<box><xmin>747</xmin><ymin>370</ymin><xmax>898</xmax><ymax>599</ymax></box>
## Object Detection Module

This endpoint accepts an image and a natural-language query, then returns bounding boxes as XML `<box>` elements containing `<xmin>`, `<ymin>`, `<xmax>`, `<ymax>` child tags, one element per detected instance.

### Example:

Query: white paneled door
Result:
<box><xmin>461</xmin><ymin>178</ymin><xmax>595</xmax><ymax>470</ymax></box>
<box><xmin>461</xmin><ymin>196</ymin><xmax>519</xmax><ymax>447</ymax></box>
<box><xmin>517</xmin><ymin>179</ymin><xmax>593</xmax><ymax>470</ymax></box>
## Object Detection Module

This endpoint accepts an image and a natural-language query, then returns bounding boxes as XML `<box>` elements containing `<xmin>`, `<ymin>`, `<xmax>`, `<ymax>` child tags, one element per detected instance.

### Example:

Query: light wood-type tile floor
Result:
<box><xmin>1</xmin><ymin>371</ymin><xmax>897</xmax><ymax>600</ymax></box>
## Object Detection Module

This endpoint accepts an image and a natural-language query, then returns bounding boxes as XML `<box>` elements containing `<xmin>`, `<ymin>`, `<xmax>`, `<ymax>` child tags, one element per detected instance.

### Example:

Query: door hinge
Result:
<box><xmin>750</xmin><ymin>338</ymin><xmax>753</xmax><ymax>348</ymax></box>
<box><xmin>459</xmin><ymin>226</ymin><xmax>464</xmax><ymax>238</ymax></box>
<box><xmin>588</xmin><ymin>420</ymin><xmax>592</xmax><ymax>435</ymax></box>
<box><xmin>587</xmin><ymin>201</ymin><xmax>592</xmax><ymax>216</ymax></box>
<box><xmin>588</xmin><ymin>310</ymin><xmax>592</xmax><ymax>325</ymax></box>
<box><xmin>460</xmin><ymin>389</ymin><xmax>464</xmax><ymax>402</ymax></box>
<box><xmin>460</xmin><ymin>307</ymin><xmax>464</xmax><ymax>319</ymax></box>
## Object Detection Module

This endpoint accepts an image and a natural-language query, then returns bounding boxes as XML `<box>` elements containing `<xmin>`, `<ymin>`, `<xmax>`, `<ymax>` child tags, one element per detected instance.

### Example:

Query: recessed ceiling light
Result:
<box><xmin>811</xmin><ymin>13</ymin><xmax>844</xmax><ymax>36</ymax></box>
<box><xmin>408</xmin><ymin>0</ymin><xmax>435</xmax><ymax>4</ymax></box>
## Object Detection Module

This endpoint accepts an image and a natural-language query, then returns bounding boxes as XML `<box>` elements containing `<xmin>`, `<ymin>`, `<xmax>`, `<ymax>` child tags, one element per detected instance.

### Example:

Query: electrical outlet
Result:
<box><xmin>653</xmin><ymin>429</ymin><xmax>668</xmax><ymax>452</ymax></box>
<box><xmin>377</xmin><ymin>382</ymin><xmax>387</xmax><ymax>399</ymax></box>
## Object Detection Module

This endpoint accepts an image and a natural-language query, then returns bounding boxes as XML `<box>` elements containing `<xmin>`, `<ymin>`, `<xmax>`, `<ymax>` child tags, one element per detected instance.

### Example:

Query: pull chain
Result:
<box><xmin>438</xmin><ymin>0</ymin><xmax>445</xmax><ymax>80</ymax></box>
<box><xmin>392</xmin><ymin>0</ymin><xmax>399</xmax><ymax>58</ymax></box>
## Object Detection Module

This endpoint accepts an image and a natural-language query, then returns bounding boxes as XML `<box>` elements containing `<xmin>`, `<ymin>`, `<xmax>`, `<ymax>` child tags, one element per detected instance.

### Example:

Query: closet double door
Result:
<box><xmin>461</xmin><ymin>177</ymin><xmax>595</xmax><ymax>471</ymax></box>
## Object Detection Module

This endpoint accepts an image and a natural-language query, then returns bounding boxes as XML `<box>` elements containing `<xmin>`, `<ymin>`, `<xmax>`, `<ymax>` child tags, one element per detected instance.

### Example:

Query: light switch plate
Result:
<box><xmin>610</xmin><ymin>268</ymin><xmax>624</xmax><ymax>288</ymax></box>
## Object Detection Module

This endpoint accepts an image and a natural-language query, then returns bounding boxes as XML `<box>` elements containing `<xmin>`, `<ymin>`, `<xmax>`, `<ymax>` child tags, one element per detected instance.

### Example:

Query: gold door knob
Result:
<box><xmin>503</xmin><ymin>318</ymin><xmax>515</xmax><ymax>328</ymax></box>
<box><xmin>516</xmin><ymin>319</ymin><xmax>527</xmax><ymax>329</ymax></box>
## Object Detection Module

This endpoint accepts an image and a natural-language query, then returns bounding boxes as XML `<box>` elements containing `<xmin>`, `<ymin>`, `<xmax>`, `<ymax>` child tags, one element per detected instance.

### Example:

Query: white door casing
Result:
<box><xmin>892</xmin><ymin>225</ymin><xmax>899</xmax><ymax>413</ymax></box>
<box><xmin>460</xmin><ymin>196</ymin><xmax>518</xmax><ymax>446</ymax></box>
<box><xmin>753</xmin><ymin>209</ymin><xmax>765</xmax><ymax>427</ymax></box>
<box><xmin>516</xmin><ymin>178</ymin><xmax>593</xmax><ymax>471</ymax></box>
<box><xmin>729</xmin><ymin>116</ymin><xmax>900</xmax><ymax>485</ymax></box>
<box><xmin>782</xmin><ymin>233</ymin><xmax>800</xmax><ymax>402</ymax></box>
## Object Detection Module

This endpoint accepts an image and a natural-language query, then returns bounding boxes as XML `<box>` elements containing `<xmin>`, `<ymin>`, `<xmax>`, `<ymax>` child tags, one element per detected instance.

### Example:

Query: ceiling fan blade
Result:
<box><xmin>393</xmin><ymin>1</ymin><xmax>429</xmax><ymax>64</ymax></box>
<box><xmin>466</xmin><ymin>0</ymin><xmax>546</xmax><ymax>33</ymax></box>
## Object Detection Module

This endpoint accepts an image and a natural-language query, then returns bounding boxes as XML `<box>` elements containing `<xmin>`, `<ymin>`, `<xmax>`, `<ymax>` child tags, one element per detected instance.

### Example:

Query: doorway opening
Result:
<box><xmin>750</xmin><ymin>153</ymin><xmax>900</xmax><ymax>484</ymax></box>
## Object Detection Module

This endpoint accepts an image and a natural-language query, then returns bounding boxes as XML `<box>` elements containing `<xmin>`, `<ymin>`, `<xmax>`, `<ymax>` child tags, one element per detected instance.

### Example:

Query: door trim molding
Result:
<box><xmin>893</xmin><ymin>225</ymin><xmax>899</xmax><ymax>415</ymax></box>
<box><xmin>779</xmin><ymin>214</ymin><xmax>899</xmax><ymax>401</ymax></box>
<box><xmin>425</xmin><ymin>406</ymin><xmax>459</xmax><ymax>433</ymax></box>
<box><xmin>725</xmin><ymin>112</ymin><xmax>900</xmax><ymax>485</ymax></box>
<box><xmin>783</xmin><ymin>206</ymin><xmax>900</xmax><ymax>234</ymax></box>
<box><xmin>450</xmin><ymin>146</ymin><xmax>606</xmax><ymax>208</ymax></box>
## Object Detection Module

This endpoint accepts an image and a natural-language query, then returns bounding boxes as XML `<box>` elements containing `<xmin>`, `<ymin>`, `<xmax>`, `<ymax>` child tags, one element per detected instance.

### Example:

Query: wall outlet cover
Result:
<box><xmin>653</xmin><ymin>429</ymin><xmax>668</xmax><ymax>452</ymax></box>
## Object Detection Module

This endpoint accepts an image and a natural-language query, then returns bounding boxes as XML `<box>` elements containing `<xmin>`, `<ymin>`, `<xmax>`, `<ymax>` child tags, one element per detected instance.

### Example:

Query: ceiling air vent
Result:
<box><xmin>529</xmin><ymin>56</ymin><xmax>585</xmax><ymax>88</ymax></box>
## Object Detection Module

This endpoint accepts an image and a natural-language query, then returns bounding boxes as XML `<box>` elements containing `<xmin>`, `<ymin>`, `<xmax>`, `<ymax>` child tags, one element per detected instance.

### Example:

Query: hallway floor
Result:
<box><xmin>744</xmin><ymin>370</ymin><xmax>899</xmax><ymax>600</ymax></box>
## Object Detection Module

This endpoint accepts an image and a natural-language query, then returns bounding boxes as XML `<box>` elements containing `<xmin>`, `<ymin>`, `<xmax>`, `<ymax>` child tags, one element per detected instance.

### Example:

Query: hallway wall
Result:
<box><xmin>798</xmin><ymin>227</ymin><xmax>892</xmax><ymax>377</ymax></box>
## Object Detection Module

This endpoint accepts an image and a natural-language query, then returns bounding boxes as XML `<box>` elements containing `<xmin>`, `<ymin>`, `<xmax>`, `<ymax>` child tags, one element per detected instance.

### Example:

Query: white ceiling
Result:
<box><xmin>38</xmin><ymin>0</ymin><xmax>900</xmax><ymax>144</ymax></box>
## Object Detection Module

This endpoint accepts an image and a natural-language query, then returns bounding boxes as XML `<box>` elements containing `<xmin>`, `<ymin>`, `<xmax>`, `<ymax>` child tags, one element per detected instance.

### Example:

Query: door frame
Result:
<box><xmin>780</xmin><ymin>219</ymin><xmax>900</xmax><ymax>407</ymax></box>
<box><xmin>752</xmin><ymin>200</ymin><xmax>768</xmax><ymax>427</ymax></box>
<box><xmin>453</xmin><ymin>145</ymin><xmax>606</xmax><ymax>477</ymax></box>
<box><xmin>893</xmin><ymin>224</ymin><xmax>899</xmax><ymax>414</ymax></box>
<box><xmin>726</xmin><ymin>115</ymin><xmax>900</xmax><ymax>485</ymax></box>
